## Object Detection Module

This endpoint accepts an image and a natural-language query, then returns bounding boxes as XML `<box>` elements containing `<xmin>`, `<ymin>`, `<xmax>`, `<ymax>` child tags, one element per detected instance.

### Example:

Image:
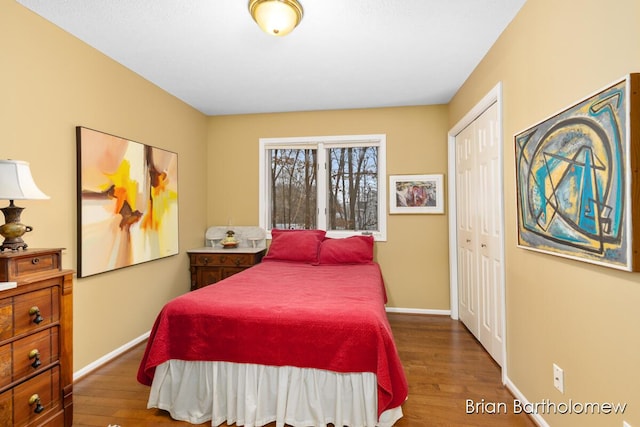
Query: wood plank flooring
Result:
<box><xmin>73</xmin><ymin>313</ymin><xmax>536</xmax><ymax>426</ymax></box>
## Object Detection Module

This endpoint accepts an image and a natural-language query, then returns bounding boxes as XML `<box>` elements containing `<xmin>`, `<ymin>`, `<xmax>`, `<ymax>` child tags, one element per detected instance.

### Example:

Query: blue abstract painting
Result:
<box><xmin>515</xmin><ymin>77</ymin><xmax>633</xmax><ymax>270</ymax></box>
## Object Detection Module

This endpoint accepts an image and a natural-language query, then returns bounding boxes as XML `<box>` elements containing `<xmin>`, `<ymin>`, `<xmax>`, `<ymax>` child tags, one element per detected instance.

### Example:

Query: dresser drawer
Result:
<box><xmin>14</xmin><ymin>328</ymin><xmax>60</xmax><ymax>387</ymax></box>
<box><xmin>193</xmin><ymin>253</ymin><xmax>256</xmax><ymax>267</ymax></box>
<box><xmin>0</xmin><ymin>288</ymin><xmax>59</xmax><ymax>342</ymax></box>
<box><xmin>11</xmin><ymin>252</ymin><xmax>59</xmax><ymax>279</ymax></box>
<box><xmin>0</xmin><ymin>328</ymin><xmax>59</xmax><ymax>389</ymax></box>
<box><xmin>0</xmin><ymin>301</ymin><xmax>11</xmax><ymax>342</ymax></box>
<box><xmin>7</xmin><ymin>366</ymin><xmax>62</xmax><ymax>427</ymax></box>
<box><xmin>0</xmin><ymin>249</ymin><xmax>61</xmax><ymax>282</ymax></box>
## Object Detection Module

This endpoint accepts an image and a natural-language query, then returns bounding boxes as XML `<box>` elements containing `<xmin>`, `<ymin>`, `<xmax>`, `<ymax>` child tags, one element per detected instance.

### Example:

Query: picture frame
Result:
<box><xmin>76</xmin><ymin>127</ymin><xmax>179</xmax><ymax>277</ymax></box>
<box><xmin>389</xmin><ymin>174</ymin><xmax>444</xmax><ymax>214</ymax></box>
<box><xmin>515</xmin><ymin>74</ymin><xmax>640</xmax><ymax>271</ymax></box>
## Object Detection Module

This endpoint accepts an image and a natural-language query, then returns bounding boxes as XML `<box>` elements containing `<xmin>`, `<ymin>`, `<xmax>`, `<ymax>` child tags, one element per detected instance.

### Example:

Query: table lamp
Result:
<box><xmin>0</xmin><ymin>159</ymin><xmax>49</xmax><ymax>251</ymax></box>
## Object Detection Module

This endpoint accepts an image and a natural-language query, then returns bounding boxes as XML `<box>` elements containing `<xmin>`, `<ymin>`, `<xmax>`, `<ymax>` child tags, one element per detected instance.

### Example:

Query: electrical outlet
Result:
<box><xmin>553</xmin><ymin>363</ymin><xmax>564</xmax><ymax>393</ymax></box>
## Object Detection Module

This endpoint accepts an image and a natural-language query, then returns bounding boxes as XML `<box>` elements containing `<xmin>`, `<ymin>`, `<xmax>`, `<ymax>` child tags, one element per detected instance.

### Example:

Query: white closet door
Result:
<box><xmin>455</xmin><ymin>123</ymin><xmax>478</xmax><ymax>337</ymax></box>
<box><xmin>455</xmin><ymin>102</ymin><xmax>504</xmax><ymax>366</ymax></box>
<box><xmin>475</xmin><ymin>102</ymin><xmax>503</xmax><ymax>365</ymax></box>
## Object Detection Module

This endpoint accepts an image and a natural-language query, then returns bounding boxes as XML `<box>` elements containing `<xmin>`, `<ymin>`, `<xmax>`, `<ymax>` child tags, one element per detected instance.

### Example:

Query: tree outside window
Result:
<box><xmin>260</xmin><ymin>135</ymin><xmax>386</xmax><ymax>240</ymax></box>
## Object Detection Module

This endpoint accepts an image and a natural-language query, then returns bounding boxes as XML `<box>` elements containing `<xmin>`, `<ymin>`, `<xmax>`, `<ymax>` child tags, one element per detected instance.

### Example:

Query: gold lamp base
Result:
<box><xmin>0</xmin><ymin>201</ymin><xmax>32</xmax><ymax>251</ymax></box>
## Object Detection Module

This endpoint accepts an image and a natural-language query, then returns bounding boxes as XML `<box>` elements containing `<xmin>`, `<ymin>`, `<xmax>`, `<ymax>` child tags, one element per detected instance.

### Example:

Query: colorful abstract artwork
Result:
<box><xmin>515</xmin><ymin>75</ymin><xmax>639</xmax><ymax>271</ymax></box>
<box><xmin>76</xmin><ymin>127</ymin><xmax>179</xmax><ymax>277</ymax></box>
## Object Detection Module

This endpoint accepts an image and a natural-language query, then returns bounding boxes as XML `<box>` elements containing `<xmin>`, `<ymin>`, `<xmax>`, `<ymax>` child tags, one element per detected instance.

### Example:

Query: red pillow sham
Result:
<box><xmin>263</xmin><ymin>229</ymin><xmax>326</xmax><ymax>263</ymax></box>
<box><xmin>318</xmin><ymin>235</ymin><xmax>374</xmax><ymax>264</ymax></box>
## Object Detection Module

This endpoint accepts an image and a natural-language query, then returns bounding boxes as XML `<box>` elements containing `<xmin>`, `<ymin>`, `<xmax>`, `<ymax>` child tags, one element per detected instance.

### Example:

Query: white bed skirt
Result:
<box><xmin>148</xmin><ymin>360</ymin><xmax>403</xmax><ymax>427</ymax></box>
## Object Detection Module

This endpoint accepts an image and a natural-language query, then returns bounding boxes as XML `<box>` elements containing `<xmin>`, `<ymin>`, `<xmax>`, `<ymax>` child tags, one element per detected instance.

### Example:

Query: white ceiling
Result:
<box><xmin>16</xmin><ymin>0</ymin><xmax>526</xmax><ymax>116</ymax></box>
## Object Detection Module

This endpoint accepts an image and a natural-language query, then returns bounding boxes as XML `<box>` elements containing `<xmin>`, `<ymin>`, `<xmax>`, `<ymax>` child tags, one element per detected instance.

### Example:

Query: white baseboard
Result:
<box><xmin>385</xmin><ymin>306</ymin><xmax>452</xmax><ymax>316</ymax></box>
<box><xmin>73</xmin><ymin>331</ymin><xmax>150</xmax><ymax>382</ymax></box>
<box><xmin>504</xmin><ymin>375</ymin><xmax>549</xmax><ymax>427</ymax></box>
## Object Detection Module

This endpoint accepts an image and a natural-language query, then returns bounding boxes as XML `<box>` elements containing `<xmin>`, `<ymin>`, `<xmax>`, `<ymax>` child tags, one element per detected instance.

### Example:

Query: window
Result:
<box><xmin>259</xmin><ymin>134</ymin><xmax>387</xmax><ymax>241</ymax></box>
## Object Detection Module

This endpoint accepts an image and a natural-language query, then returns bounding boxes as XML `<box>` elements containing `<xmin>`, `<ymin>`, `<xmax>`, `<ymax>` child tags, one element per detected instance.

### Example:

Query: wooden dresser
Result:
<box><xmin>188</xmin><ymin>247</ymin><xmax>266</xmax><ymax>290</ymax></box>
<box><xmin>0</xmin><ymin>248</ymin><xmax>74</xmax><ymax>427</ymax></box>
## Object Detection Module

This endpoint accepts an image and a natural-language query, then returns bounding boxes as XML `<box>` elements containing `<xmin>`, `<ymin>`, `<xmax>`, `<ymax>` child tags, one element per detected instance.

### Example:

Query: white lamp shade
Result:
<box><xmin>250</xmin><ymin>0</ymin><xmax>303</xmax><ymax>36</ymax></box>
<box><xmin>0</xmin><ymin>159</ymin><xmax>50</xmax><ymax>200</ymax></box>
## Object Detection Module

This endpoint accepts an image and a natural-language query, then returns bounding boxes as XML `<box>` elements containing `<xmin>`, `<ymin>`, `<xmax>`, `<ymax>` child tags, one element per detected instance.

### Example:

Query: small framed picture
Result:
<box><xmin>389</xmin><ymin>174</ymin><xmax>444</xmax><ymax>214</ymax></box>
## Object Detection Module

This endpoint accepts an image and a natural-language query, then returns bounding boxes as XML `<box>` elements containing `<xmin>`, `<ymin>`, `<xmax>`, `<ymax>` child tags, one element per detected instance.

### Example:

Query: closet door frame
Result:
<box><xmin>447</xmin><ymin>82</ymin><xmax>507</xmax><ymax>380</ymax></box>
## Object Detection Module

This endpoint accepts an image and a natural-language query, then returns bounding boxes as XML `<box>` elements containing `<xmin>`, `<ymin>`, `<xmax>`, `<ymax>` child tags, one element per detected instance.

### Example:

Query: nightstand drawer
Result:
<box><xmin>193</xmin><ymin>253</ymin><xmax>255</xmax><ymax>267</ymax></box>
<box><xmin>188</xmin><ymin>248</ymin><xmax>266</xmax><ymax>291</ymax></box>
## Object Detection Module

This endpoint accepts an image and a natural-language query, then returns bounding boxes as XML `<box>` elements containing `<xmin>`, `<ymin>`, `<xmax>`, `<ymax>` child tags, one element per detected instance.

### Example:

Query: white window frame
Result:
<box><xmin>259</xmin><ymin>134</ymin><xmax>387</xmax><ymax>241</ymax></box>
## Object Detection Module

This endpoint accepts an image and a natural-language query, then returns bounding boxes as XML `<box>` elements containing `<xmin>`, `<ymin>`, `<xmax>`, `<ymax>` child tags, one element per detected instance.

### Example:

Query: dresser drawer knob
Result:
<box><xmin>234</xmin><ymin>257</ymin><xmax>241</xmax><ymax>266</ymax></box>
<box><xmin>31</xmin><ymin>257</ymin><xmax>40</xmax><ymax>265</ymax></box>
<box><xmin>203</xmin><ymin>257</ymin><xmax>209</xmax><ymax>264</ymax></box>
<box><xmin>29</xmin><ymin>306</ymin><xmax>44</xmax><ymax>324</ymax></box>
<box><xmin>29</xmin><ymin>349</ymin><xmax>42</xmax><ymax>368</ymax></box>
<box><xmin>29</xmin><ymin>394</ymin><xmax>45</xmax><ymax>414</ymax></box>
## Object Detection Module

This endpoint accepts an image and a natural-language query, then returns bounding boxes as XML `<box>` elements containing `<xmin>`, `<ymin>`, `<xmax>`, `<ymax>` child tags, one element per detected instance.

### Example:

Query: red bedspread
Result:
<box><xmin>137</xmin><ymin>260</ymin><xmax>408</xmax><ymax>417</ymax></box>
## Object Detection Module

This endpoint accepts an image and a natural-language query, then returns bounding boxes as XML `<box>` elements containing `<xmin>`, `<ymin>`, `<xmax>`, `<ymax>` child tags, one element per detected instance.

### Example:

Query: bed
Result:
<box><xmin>137</xmin><ymin>230</ymin><xmax>408</xmax><ymax>427</ymax></box>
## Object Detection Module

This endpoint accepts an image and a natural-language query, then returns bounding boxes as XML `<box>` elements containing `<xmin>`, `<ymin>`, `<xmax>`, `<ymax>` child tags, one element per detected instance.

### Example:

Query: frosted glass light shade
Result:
<box><xmin>0</xmin><ymin>159</ymin><xmax>49</xmax><ymax>200</ymax></box>
<box><xmin>249</xmin><ymin>0</ymin><xmax>303</xmax><ymax>36</ymax></box>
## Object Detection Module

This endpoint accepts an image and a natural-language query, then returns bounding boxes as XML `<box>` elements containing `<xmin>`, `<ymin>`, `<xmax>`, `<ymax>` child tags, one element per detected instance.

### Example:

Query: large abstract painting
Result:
<box><xmin>76</xmin><ymin>127</ymin><xmax>179</xmax><ymax>277</ymax></box>
<box><xmin>515</xmin><ymin>74</ymin><xmax>640</xmax><ymax>271</ymax></box>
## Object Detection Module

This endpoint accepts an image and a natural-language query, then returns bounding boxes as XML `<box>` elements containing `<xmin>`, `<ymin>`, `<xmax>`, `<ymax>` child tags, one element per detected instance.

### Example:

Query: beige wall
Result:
<box><xmin>450</xmin><ymin>0</ymin><xmax>640</xmax><ymax>425</ymax></box>
<box><xmin>4</xmin><ymin>0</ymin><xmax>452</xmax><ymax>375</ymax></box>
<box><xmin>2</xmin><ymin>1</ymin><xmax>209</xmax><ymax>372</ymax></box>
<box><xmin>11</xmin><ymin>1</ymin><xmax>639</xmax><ymax>423</ymax></box>
<box><xmin>207</xmin><ymin>107</ymin><xmax>451</xmax><ymax>309</ymax></box>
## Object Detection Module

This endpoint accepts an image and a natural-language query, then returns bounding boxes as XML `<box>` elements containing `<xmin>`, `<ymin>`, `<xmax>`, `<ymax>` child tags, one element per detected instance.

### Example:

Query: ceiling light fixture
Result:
<box><xmin>249</xmin><ymin>0</ymin><xmax>303</xmax><ymax>37</ymax></box>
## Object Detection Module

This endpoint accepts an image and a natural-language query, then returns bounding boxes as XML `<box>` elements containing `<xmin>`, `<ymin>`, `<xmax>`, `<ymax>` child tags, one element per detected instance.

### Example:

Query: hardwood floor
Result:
<box><xmin>73</xmin><ymin>313</ymin><xmax>536</xmax><ymax>426</ymax></box>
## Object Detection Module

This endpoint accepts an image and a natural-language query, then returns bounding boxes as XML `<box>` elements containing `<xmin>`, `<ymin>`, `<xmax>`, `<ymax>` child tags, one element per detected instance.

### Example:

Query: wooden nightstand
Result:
<box><xmin>187</xmin><ymin>247</ymin><xmax>266</xmax><ymax>291</ymax></box>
